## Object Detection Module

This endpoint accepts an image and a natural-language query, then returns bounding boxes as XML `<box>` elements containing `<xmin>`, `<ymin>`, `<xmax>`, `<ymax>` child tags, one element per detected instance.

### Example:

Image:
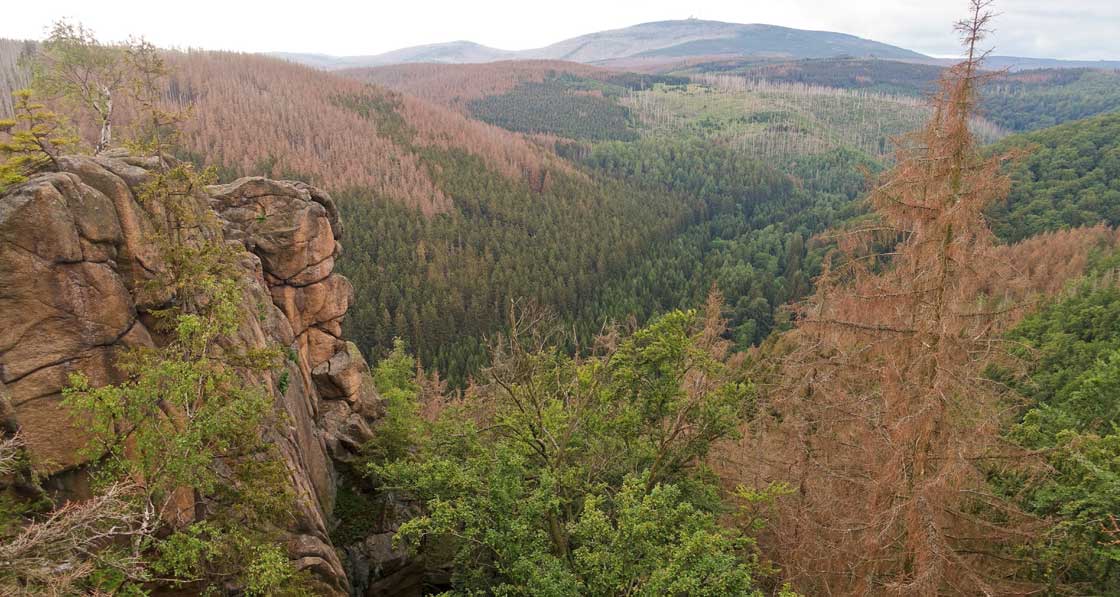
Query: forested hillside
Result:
<box><xmin>336</xmin><ymin>53</ymin><xmax>1120</xmax><ymax>386</ymax></box>
<box><xmin>1</xmin><ymin>41</ymin><xmax>842</xmax><ymax>385</ymax></box>
<box><xmin>335</xmin><ymin>153</ymin><xmax>701</xmax><ymax>385</ymax></box>
<box><xmin>995</xmin><ymin>256</ymin><xmax>1120</xmax><ymax>592</ymax></box>
<box><xmin>5</xmin><ymin>4</ymin><xmax>1120</xmax><ymax>596</ymax></box>
<box><xmin>7</xmin><ymin>32</ymin><xmax>1115</xmax><ymax>392</ymax></box>
<box><xmin>343</xmin><ymin>61</ymin><xmax>618</xmax><ymax>107</ymax></box>
<box><xmin>147</xmin><ymin>52</ymin><xmax>873</xmax><ymax>385</ymax></box>
<box><xmin>667</xmin><ymin>57</ymin><xmax>1120</xmax><ymax>132</ymax></box>
<box><xmin>0</xmin><ymin>44</ymin><xmax>561</xmax><ymax>215</ymax></box>
<box><xmin>347</xmin><ymin>63</ymin><xmax>688</xmax><ymax>141</ymax></box>
<box><xmin>356</xmin><ymin>6</ymin><xmax>1120</xmax><ymax>592</ymax></box>
<box><xmin>165</xmin><ymin>52</ymin><xmax>569</xmax><ymax>215</ymax></box>
<box><xmin>981</xmin><ymin>68</ymin><xmax>1120</xmax><ymax>130</ymax></box>
<box><xmin>987</xmin><ymin>110</ymin><xmax>1120</xmax><ymax>241</ymax></box>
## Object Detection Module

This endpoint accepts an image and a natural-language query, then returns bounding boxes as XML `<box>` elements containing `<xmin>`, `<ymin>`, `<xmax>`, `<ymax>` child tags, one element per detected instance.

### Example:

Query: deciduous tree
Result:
<box><xmin>33</xmin><ymin>21</ymin><xmax>127</xmax><ymax>153</ymax></box>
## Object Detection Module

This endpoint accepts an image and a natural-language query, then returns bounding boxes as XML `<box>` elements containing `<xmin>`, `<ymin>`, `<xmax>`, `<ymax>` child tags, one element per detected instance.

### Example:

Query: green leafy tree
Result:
<box><xmin>570</xmin><ymin>475</ymin><xmax>758</xmax><ymax>597</ymax></box>
<box><xmin>371</xmin><ymin>298</ymin><xmax>763</xmax><ymax>595</ymax></box>
<box><xmin>32</xmin><ymin>20</ymin><xmax>128</xmax><ymax>153</ymax></box>
<box><xmin>996</xmin><ymin>266</ymin><xmax>1120</xmax><ymax>592</ymax></box>
<box><xmin>365</xmin><ymin>337</ymin><xmax>423</xmax><ymax>461</ymax></box>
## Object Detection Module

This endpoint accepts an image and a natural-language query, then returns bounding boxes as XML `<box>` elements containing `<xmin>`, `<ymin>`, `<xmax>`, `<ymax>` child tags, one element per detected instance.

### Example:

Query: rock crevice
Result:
<box><xmin>0</xmin><ymin>156</ymin><xmax>385</xmax><ymax>595</ymax></box>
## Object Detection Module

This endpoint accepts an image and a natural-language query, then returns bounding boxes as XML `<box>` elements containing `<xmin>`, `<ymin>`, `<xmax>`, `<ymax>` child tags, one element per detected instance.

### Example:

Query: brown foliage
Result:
<box><xmin>157</xmin><ymin>52</ymin><xmax>565</xmax><ymax>215</ymax></box>
<box><xmin>4</xmin><ymin>46</ymin><xmax>566</xmax><ymax>215</ymax></box>
<box><xmin>0</xmin><ymin>480</ymin><xmax>150</xmax><ymax>596</ymax></box>
<box><xmin>0</xmin><ymin>39</ymin><xmax>34</xmax><ymax>119</ymax></box>
<box><xmin>343</xmin><ymin>60</ymin><xmax>617</xmax><ymax>109</ymax></box>
<box><xmin>716</xmin><ymin>3</ymin><xmax>1119</xmax><ymax>594</ymax></box>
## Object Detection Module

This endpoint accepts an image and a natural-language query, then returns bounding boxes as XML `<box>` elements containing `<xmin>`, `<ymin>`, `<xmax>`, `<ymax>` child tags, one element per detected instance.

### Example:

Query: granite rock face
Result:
<box><xmin>0</xmin><ymin>156</ymin><xmax>392</xmax><ymax>595</ymax></box>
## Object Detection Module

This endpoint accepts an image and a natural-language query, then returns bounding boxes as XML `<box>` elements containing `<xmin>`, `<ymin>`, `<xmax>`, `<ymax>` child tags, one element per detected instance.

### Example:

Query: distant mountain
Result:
<box><xmin>273</xmin><ymin>19</ymin><xmax>927</xmax><ymax>69</ymax></box>
<box><xmin>966</xmin><ymin>55</ymin><xmax>1120</xmax><ymax>71</ymax></box>
<box><xmin>270</xmin><ymin>41</ymin><xmax>513</xmax><ymax>69</ymax></box>
<box><xmin>272</xmin><ymin>20</ymin><xmax>1120</xmax><ymax>72</ymax></box>
<box><xmin>525</xmin><ymin>20</ymin><xmax>929</xmax><ymax>63</ymax></box>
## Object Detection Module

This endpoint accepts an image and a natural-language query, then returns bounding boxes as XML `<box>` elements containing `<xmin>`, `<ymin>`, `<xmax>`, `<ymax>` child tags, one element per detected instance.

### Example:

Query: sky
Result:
<box><xmin>2</xmin><ymin>0</ymin><xmax>1118</xmax><ymax>61</ymax></box>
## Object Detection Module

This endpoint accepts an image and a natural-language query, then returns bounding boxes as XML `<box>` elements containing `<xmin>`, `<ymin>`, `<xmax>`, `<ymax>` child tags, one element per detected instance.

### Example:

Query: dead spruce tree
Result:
<box><xmin>736</xmin><ymin>2</ymin><xmax>1088</xmax><ymax>594</ymax></box>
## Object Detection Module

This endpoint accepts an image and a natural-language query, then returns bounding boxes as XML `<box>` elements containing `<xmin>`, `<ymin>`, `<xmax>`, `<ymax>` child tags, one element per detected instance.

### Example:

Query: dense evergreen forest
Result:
<box><xmin>466</xmin><ymin>75</ymin><xmax>640</xmax><ymax>141</ymax></box>
<box><xmin>334</xmin><ymin>60</ymin><xmax>1120</xmax><ymax>387</ymax></box>
<box><xmin>335</xmin><ymin>127</ymin><xmax>881</xmax><ymax>385</ymax></box>
<box><xmin>335</xmin><ymin>148</ymin><xmax>700</xmax><ymax>385</ymax></box>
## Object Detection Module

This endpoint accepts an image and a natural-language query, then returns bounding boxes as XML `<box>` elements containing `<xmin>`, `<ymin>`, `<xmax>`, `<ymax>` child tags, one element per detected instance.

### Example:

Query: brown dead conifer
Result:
<box><xmin>715</xmin><ymin>2</ymin><xmax>1120</xmax><ymax>595</ymax></box>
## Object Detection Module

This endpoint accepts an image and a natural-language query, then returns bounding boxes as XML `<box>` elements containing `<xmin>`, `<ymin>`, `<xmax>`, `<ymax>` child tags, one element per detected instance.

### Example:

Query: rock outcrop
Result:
<box><xmin>0</xmin><ymin>154</ymin><xmax>389</xmax><ymax>594</ymax></box>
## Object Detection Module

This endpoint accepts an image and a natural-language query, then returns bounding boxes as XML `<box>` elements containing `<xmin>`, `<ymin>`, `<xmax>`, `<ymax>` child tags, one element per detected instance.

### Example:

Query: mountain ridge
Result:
<box><xmin>271</xmin><ymin>19</ymin><xmax>927</xmax><ymax>68</ymax></box>
<box><xmin>269</xmin><ymin>18</ymin><xmax>1120</xmax><ymax>71</ymax></box>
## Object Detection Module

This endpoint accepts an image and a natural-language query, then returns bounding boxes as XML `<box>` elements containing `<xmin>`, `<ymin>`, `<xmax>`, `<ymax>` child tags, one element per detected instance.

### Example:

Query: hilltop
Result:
<box><xmin>274</xmin><ymin>19</ymin><xmax>927</xmax><ymax>68</ymax></box>
<box><xmin>271</xmin><ymin>18</ymin><xmax>1120</xmax><ymax>72</ymax></box>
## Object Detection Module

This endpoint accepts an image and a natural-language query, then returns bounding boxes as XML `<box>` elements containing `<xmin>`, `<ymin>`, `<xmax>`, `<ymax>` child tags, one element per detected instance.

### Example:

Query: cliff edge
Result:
<box><xmin>0</xmin><ymin>153</ymin><xmax>393</xmax><ymax>594</ymax></box>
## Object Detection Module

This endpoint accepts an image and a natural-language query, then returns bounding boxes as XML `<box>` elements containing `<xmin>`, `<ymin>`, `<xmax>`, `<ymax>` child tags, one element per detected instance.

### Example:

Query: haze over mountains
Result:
<box><xmin>272</xmin><ymin>18</ymin><xmax>1120</xmax><ymax>71</ymax></box>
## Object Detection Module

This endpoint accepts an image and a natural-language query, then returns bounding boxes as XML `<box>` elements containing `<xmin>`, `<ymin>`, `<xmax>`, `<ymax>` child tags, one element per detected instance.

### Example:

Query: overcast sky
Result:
<box><xmin>3</xmin><ymin>0</ymin><xmax>1118</xmax><ymax>60</ymax></box>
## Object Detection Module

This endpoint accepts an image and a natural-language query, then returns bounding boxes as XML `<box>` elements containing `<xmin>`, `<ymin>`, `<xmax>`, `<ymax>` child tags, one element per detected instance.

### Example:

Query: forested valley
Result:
<box><xmin>2</xmin><ymin>0</ymin><xmax>1120</xmax><ymax>594</ymax></box>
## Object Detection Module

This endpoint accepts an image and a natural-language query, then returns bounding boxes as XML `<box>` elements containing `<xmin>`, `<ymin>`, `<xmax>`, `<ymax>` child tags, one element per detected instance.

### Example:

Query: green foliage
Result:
<box><xmin>365</xmin><ymin>338</ymin><xmax>423</xmax><ymax>461</ymax></box>
<box><xmin>568</xmin><ymin>476</ymin><xmax>760</xmax><ymax>597</ymax></box>
<box><xmin>986</xmin><ymin>111</ymin><xmax>1120</xmax><ymax>242</ymax></box>
<box><xmin>583</xmin><ymin>139</ymin><xmax>858</xmax><ymax>347</ymax></box>
<box><xmin>371</xmin><ymin>309</ymin><xmax>763</xmax><ymax>595</ymax></box>
<box><xmin>337</xmin><ymin>132</ymin><xmax>863</xmax><ymax>386</ymax></box>
<box><xmin>244</xmin><ymin>543</ymin><xmax>309</xmax><ymax>597</ymax></box>
<box><xmin>331</xmin><ymin>90</ymin><xmax>416</xmax><ymax>146</ymax></box>
<box><xmin>981</xmin><ymin>69</ymin><xmax>1120</xmax><ymax>132</ymax></box>
<box><xmin>330</xmin><ymin>481</ymin><xmax>381</xmax><ymax>546</ymax></box>
<box><xmin>123</xmin><ymin>36</ymin><xmax>189</xmax><ymax>156</ymax></box>
<box><xmin>336</xmin><ymin>146</ymin><xmax>699</xmax><ymax>387</ymax></box>
<box><xmin>32</xmin><ymin>20</ymin><xmax>127</xmax><ymax>152</ymax></box>
<box><xmin>152</xmin><ymin>523</ymin><xmax>312</xmax><ymax>596</ymax></box>
<box><xmin>603</xmin><ymin>72</ymin><xmax>690</xmax><ymax>91</ymax></box>
<box><xmin>999</xmin><ymin>270</ymin><xmax>1120</xmax><ymax>592</ymax></box>
<box><xmin>468</xmin><ymin>75</ymin><xmax>639</xmax><ymax>141</ymax></box>
<box><xmin>62</xmin><ymin>160</ymin><xmax>303</xmax><ymax>593</ymax></box>
<box><xmin>0</xmin><ymin>88</ymin><xmax>77</xmax><ymax>189</ymax></box>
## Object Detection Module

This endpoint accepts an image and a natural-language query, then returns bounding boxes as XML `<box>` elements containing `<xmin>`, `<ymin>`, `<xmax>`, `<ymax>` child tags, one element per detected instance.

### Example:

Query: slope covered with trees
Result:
<box><xmin>671</xmin><ymin>57</ymin><xmax>1120</xmax><ymax>132</ymax></box>
<box><xmin>0</xmin><ymin>44</ymin><xmax>564</xmax><ymax>215</ymax></box>
<box><xmin>346</xmin><ymin>63</ymin><xmax>688</xmax><ymax>141</ymax></box>
<box><xmin>626</xmin><ymin>76</ymin><xmax>1004</xmax><ymax>164</ymax></box>
<box><xmin>165</xmin><ymin>51</ymin><xmax>568</xmax><ymax>215</ymax></box>
<box><xmin>986</xmin><ymin>110</ymin><xmax>1120</xmax><ymax>241</ymax></box>
<box><xmin>980</xmin><ymin>68</ymin><xmax>1120</xmax><ymax>131</ymax></box>
<box><xmin>342</xmin><ymin>60</ymin><xmax>618</xmax><ymax>108</ymax></box>
<box><xmin>335</xmin><ymin>151</ymin><xmax>700</xmax><ymax>386</ymax></box>
<box><xmin>996</xmin><ymin>257</ymin><xmax>1120</xmax><ymax>592</ymax></box>
<box><xmin>339</xmin><ymin>54</ymin><xmax>1120</xmax><ymax>388</ymax></box>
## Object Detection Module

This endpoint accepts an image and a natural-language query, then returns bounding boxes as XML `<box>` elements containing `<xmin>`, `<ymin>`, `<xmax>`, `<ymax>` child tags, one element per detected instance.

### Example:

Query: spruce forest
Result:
<box><xmin>1</xmin><ymin>1</ymin><xmax>1119</xmax><ymax>595</ymax></box>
